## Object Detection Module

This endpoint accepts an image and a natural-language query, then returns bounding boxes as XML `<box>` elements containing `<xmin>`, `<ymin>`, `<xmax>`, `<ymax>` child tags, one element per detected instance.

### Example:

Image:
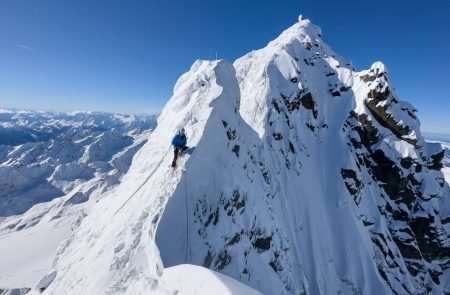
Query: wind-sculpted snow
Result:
<box><xmin>7</xmin><ymin>17</ymin><xmax>450</xmax><ymax>295</ymax></box>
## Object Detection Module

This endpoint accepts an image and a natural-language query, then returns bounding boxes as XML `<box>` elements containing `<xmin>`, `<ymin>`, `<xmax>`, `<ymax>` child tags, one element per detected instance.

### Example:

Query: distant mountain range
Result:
<box><xmin>0</xmin><ymin>109</ymin><xmax>157</xmax><ymax>216</ymax></box>
<box><xmin>423</xmin><ymin>131</ymin><xmax>450</xmax><ymax>143</ymax></box>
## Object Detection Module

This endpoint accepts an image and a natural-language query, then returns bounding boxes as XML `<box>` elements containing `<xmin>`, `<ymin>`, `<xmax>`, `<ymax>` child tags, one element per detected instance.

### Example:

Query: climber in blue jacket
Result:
<box><xmin>171</xmin><ymin>128</ymin><xmax>188</xmax><ymax>167</ymax></box>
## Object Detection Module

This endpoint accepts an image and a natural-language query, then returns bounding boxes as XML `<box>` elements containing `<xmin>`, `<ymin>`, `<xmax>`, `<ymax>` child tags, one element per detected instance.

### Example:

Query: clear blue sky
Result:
<box><xmin>0</xmin><ymin>0</ymin><xmax>449</xmax><ymax>133</ymax></box>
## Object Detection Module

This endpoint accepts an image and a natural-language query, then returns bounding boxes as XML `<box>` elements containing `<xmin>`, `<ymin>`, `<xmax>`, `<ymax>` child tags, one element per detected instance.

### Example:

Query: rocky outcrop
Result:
<box><xmin>360</xmin><ymin>64</ymin><xmax>418</xmax><ymax>146</ymax></box>
<box><xmin>344</xmin><ymin>90</ymin><xmax>450</xmax><ymax>292</ymax></box>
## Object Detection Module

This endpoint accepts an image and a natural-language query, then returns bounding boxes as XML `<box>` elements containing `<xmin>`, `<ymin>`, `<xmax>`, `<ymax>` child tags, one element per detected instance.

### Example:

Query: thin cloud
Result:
<box><xmin>16</xmin><ymin>43</ymin><xmax>35</xmax><ymax>51</ymax></box>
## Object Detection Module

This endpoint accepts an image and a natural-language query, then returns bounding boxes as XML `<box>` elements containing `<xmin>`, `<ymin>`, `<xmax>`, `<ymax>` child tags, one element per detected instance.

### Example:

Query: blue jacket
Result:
<box><xmin>172</xmin><ymin>133</ymin><xmax>187</xmax><ymax>147</ymax></box>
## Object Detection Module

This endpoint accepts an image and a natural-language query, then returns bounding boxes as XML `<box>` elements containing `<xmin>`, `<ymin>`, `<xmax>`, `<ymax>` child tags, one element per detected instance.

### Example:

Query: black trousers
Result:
<box><xmin>172</xmin><ymin>146</ymin><xmax>188</xmax><ymax>167</ymax></box>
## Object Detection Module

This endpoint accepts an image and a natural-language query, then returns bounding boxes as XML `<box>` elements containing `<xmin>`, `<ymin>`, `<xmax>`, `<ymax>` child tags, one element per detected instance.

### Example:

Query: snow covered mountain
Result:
<box><xmin>423</xmin><ymin>132</ymin><xmax>450</xmax><ymax>144</ymax></box>
<box><xmin>0</xmin><ymin>109</ymin><xmax>156</xmax><ymax>216</ymax></box>
<box><xmin>2</xmin><ymin>16</ymin><xmax>450</xmax><ymax>295</ymax></box>
<box><xmin>0</xmin><ymin>110</ymin><xmax>156</xmax><ymax>291</ymax></box>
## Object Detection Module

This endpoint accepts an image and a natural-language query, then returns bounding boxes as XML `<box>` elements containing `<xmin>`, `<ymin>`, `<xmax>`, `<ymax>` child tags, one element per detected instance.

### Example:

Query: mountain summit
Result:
<box><xmin>16</xmin><ymin>17</ymin><xmax>450</xmax><ymax>294</ymax></box>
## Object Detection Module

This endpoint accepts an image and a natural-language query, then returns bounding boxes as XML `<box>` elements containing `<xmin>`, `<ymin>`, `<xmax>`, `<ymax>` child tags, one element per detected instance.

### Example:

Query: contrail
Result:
<box><xmin>16</xmin><ymin>43</ymin><xmax>35</xmax><ymax>51</ymax></box>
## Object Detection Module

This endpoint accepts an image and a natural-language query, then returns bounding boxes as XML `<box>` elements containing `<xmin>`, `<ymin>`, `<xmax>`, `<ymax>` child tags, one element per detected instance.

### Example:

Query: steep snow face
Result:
<box><xmin>0</xmin><ymin>110</ymin><xmax>156</xmax><ymax>216</ymax></box>
<box><xmin>231</xmin><ymin>17</ymin><xmax>450</xmax><ymax>294</ymax></box>
<box><xmin>25</xmin><ymin>18</ymin><xmax>450</xmax><ymax>295</ymax></box>
<box><xmin>35</xmin><ymin>60</ymin><xmax>246</xmax><ymax>294</ymax></box>
<box><xmin>156</xmin><ymin>29</ymin><xmax>388</xmax><ymax>294</ymax></box>
<box><xmin>158</xmin><ymin>17</ymin><xmax>450</xmax><ymax>294</ymax></box>
<box><xmin>155</xmin><ymin>62</ymin><xmax>307</xmax><ymax>293</ymax></box>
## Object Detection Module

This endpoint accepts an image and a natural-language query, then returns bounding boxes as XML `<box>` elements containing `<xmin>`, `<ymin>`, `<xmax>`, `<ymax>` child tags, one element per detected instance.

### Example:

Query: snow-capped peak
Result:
<box><xmin>2</xmin><ymin>17</ymin><xmax>449</xmax><ymax>295</ymax></box>
<box><xmin>370</xmin><ymin>61</ymin><xmax>388</xmax><ymax>76</ymax></box>
<box><xmin>268</xmin><ymin>16</ymin><xmax>322</xmax><ymax>50</ymax></box>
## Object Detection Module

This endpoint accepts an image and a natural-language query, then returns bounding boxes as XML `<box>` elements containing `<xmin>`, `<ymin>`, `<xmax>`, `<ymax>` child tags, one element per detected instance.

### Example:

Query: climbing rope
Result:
<box><xmin>113</xmin><ymin>147</ymin><xmax>171</xmax><ymax>216</ymax></box>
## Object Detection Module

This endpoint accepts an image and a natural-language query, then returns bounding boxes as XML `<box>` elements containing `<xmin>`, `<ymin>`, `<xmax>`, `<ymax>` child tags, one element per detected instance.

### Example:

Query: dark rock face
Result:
<box><xmin>359</xmin><ymin>66</ymin><xmax>419</xmax><ymax>147</ymax></box>
<box><xmin>281</xmin><ymin>91</ymin><xmax>318</xmax><ymax>118</ymax></box>
<box><xmin>371</xmin><ymin>149</ymin><xmax>416</xmax><ymax>208</ymax></box>
<box><xmin>364</xmin><ymin>93</ymin><xmax>417</xmax><ymax>147</ymax></box>
<box><xmin>270</xmin><ymin>44</ymin><xmax>449</xmax><ymax>293</ymax></box>
<box><xmin>343</xmin><ymin>93</ymin><xmax>450</xmax><ymax>293</ymax></box>
<box><xmin>427</xmin><ymin>150</ymin><xmax>445</xmax><ymax>170</ymax></box>
<box><xmin>354</xmin><ymin>112</ymin><xmax>380</xmax><ymax>148</ymax></box>
<box><xmin>340</xmin><ymin>62</ymin><xmax>450</xmax><ymax>292</ymax></box>
<box><xmin>341</xmin><ymin>168</ymin><xmax>363</xmax><ymax>205</ymax></box>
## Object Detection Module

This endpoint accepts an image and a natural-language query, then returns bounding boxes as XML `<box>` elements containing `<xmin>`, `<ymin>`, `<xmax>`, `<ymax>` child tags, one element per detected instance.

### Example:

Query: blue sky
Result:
<box><xmin>0</xmin><ymin>0</ymin><xmax>449</xmax><ymax>133</ymax></box>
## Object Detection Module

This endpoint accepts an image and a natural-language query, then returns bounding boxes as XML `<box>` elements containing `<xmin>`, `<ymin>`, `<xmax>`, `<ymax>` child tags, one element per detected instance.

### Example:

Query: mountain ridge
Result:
<box><xmin>1</xmin><ymin>17</ymin><xmax>449</xmax><ymax>295</ymax></box>
<box><xmin>36</xmin><ymin>17</ymin><xmax>450</xmax><ymax>295</ymax></box>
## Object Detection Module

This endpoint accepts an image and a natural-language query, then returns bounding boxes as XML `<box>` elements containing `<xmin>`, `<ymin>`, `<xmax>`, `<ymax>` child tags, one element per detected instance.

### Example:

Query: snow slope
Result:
<box><xmin>159</xmin><ymin>264</ymin><xmax>262</xmax><ymax>295</ymax></box>
<box><xmin>0</xmin><ymin>110</ymin><xmax>156</xmax><ymax>290</ymax></box>
<box><xmin>444</xmin><ymin>168</ymin><xmax>450</xmax><ymax>184</ymax></box>
<box><xmin>0</xmin><ymin>213</ymin><xmax>73</xmax><ymax>288</ymax></box>
<box><xmin>3</xmin><ymin>17</ymin><xmax>450</xmax><ymax>295</ymax></box>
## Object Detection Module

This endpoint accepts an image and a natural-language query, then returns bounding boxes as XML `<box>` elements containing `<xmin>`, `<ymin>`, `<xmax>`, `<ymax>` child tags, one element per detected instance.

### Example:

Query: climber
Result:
<box><xmin>171</xmin><ymin>128</ymin><xmax>188</xmax><ymax>167</ymax></box>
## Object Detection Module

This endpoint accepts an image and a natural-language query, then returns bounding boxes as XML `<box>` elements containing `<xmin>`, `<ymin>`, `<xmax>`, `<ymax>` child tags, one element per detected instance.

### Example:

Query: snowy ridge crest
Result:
<box><xmin>269</xmin><ymin>15</ymin><xmax>322</xmax><ymax>49</ymax></box>
<box><xmin>32</xmin><ymin>60</ymin><xmax>247</xmax><ymax>294</ymax></box>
